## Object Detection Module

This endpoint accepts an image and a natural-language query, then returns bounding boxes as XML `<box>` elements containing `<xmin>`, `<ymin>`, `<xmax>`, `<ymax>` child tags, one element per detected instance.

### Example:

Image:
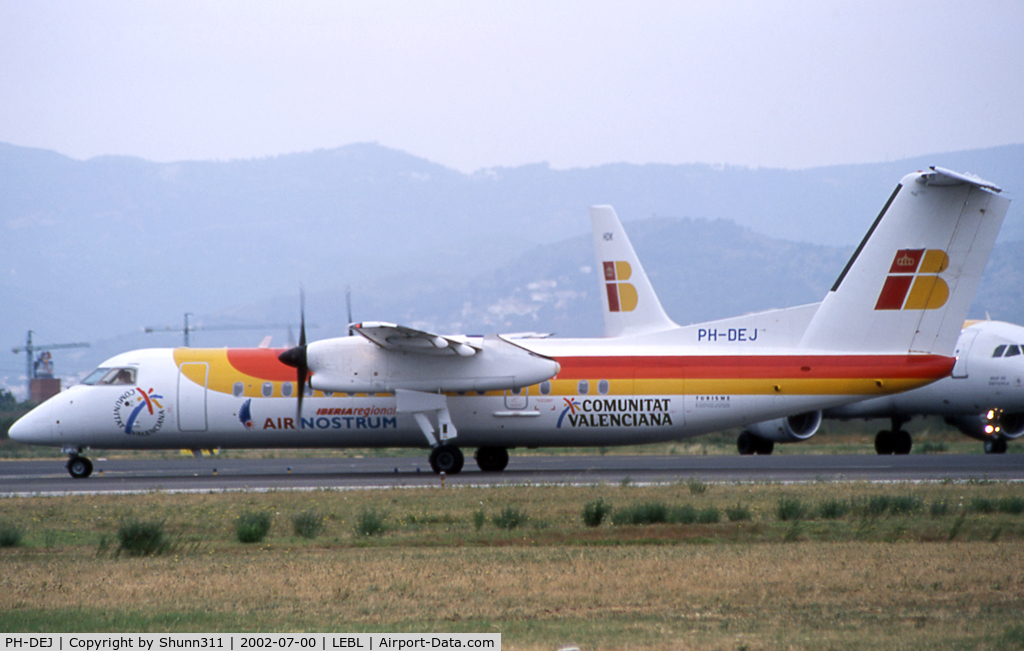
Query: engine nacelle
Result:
<box><xmin>744</xmin><ymin>411</ymin><xmax>823</xmax><ymax>443</ymax></box>
<box><xmin>306</xmin><ymin>334</ymin><xmax>560</xmax><ymax>394</ymax></box>
<box><xmin>1004</xmin><ymin>413</ymin><xmax>1024</xmax><ymax>439</ymax></box>
<box><xmin>946</xmin><ymin>411</ymin><xmax>1024</xmax><ymax>441</ymax></box>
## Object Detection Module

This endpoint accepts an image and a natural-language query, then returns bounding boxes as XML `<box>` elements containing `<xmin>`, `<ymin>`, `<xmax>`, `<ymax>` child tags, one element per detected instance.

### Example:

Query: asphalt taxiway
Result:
<box><xmin>0</xmin><ymin>453</ymin><xmax>1020</xmax><ymax>495</ymax></box>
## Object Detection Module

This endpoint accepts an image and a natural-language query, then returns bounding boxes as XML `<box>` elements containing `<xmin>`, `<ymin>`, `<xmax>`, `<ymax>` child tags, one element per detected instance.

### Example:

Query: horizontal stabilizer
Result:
<box><xmin>923</xmin><ymin>166</ymin><xmax>1001</xmax><ymax>192</ymax></box>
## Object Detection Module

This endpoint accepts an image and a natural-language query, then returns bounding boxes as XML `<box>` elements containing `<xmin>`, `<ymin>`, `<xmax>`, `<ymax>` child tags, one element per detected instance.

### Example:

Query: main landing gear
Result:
<box><xmin>65</xmin><ymin>450</ymin><xmax>93</xmax><ymax>479</ymax></box>
<box><xmin>736</xmin><ymin>432</ymin><xmax>775</xmax><ymax>455</ymax></box>
<box><xmin>429</xmin><ymin>445</ymin><xmax>464</xmax><ymax>474</ymax></box>
<box><xmin>427</xmin><ymin>445</ymin><xmax>511</xmax><ymax>474</ymax></box>
<box><xmin>474</xmin><ymin>446</ymin><xmax>510</xmax><ymax>472</ymax></box>
<box><xmin>874</xmin><ymin>418</ymin><xmax>913</xmax><ymax>455</ymax></box>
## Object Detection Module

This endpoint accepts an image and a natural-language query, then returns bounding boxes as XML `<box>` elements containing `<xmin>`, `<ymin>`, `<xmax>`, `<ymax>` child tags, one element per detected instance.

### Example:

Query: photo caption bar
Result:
<box><xmin>1</xmin><ymin>635</ymin><xmax>500</xmax><ymax>651</ymax></box>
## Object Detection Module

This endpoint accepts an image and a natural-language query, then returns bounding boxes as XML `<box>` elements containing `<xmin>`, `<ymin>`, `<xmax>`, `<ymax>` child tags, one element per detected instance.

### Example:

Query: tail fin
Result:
<box><xmin>591</xmin><ymin>205</ymin><xmax>678</xmax><ymax>337</ymax></box>
<box><xmin>799</xmin><ymin>167</ymin><xmax>1009</xmax><ymax>355</ymax></box>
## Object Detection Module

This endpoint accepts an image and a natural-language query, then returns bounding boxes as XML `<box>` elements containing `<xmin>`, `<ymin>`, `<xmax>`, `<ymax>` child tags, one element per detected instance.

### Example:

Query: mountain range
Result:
<box><xmin>2</xmin><ymin>141</ymin><xmax>1021</xmax><ymax>397</ymax></box>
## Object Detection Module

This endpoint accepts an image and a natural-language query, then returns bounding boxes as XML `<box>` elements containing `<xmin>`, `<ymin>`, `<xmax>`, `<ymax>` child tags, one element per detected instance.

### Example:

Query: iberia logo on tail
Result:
<box><xmin>604</xmin><ymin>260</ymin><xmax>638</xmax><ymax>312</ymax></box>
<box><xmin>875</xmin><ymin>249</ymin><xmax>950</xmax><ymax>310</ymax></box>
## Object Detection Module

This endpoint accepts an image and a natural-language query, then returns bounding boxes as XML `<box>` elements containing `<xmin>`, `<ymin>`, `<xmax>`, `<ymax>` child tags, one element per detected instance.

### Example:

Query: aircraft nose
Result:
<box><xmin>8</xmin><ymin>406</ymin><xmax>55</xmax><ymax>445</ymax></box>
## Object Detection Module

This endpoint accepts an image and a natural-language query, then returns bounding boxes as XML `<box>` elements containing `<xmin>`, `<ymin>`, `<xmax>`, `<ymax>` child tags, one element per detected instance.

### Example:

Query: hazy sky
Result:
<box><xmin>2</xmin><ymin>1</ymin><xmax>1022</xmax><ymax>173</ymax></box>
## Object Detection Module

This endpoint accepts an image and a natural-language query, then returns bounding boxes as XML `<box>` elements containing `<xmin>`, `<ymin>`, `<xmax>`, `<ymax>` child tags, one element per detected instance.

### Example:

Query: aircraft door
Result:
<box><xmin>951</xmin><ymin>329</ymin><xmax>980</xmax><ymax>379</ymax></box>
<box><xmin>178</xmin><ymin>362</ymin><xmax>209</xmax><ymax>431</ymax></box>
<box><xmin>504</xmin><ymin>386</ymin><xmax>528</xmax><ymax>409</ymax></box>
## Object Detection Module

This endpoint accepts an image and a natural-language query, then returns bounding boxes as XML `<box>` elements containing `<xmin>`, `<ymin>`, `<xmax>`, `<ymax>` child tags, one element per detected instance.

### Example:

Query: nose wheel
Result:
<box><xmin>984</xmin><ymin>437</ymin><xmax>1008</xmax><ymax>454</ymax></box>
<box><xmin>67</xmin><ymin>454</ymin><xmax>93</xmax><ymax>479</ymax></box>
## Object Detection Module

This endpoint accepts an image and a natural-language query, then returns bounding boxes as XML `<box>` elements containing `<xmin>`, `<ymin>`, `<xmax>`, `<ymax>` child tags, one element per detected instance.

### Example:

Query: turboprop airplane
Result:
<box><xmin>736</xmin><ymin>320</ymin><xmax>1024</xmax><ymax>455</ymax></box>
<box><xmin>8</xmin><ymin>167</ymin><xmax>1009</xmax><ymax>478</ymax></box>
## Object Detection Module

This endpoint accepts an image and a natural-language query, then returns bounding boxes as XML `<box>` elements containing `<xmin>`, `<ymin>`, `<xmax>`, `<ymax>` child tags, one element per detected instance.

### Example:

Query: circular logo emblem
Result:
<box><xmin>114</xmin><ymin>388</ymin><xmax>166</xmax><ymax>436</ymax></box>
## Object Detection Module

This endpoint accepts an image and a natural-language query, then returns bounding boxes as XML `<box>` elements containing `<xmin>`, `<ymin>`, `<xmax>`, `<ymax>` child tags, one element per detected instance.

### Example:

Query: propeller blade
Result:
<box><xmin>298</xmin><ymin>288</ymin><xmax>307</xmax><ymax>417</ymax></box>
<box><xmin>278</xmin><ymin>289</ymin><xmax>309</xmax><ymax>421</ymax></box>
<box><xmin>302</xmin><ymin>292</ymin><xmax>308</xmax><ymax>344</ymax></box>
<box><xmin>297</xmin><ymin>365</ymin><xmax>306</xmax><ymax>420</ymax></box>
<box><xmin>346</xmin><ymin>286</ymin><xmax>353</xmax><ymax>336</ymax></box>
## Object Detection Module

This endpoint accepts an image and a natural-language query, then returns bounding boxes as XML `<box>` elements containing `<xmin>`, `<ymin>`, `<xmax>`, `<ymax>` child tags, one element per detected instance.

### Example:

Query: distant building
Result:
<box><xmin>30</xmin><ymin>377</ymin><xmax>60</xmax><ymax>403</ymax></box>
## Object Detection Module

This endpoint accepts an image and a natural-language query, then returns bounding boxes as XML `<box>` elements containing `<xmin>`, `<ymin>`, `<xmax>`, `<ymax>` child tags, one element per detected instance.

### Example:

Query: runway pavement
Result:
<box><xmin>0</xmin><ymin>452</ymin><xmax>1021</xmax><ymax>495</ymax></box>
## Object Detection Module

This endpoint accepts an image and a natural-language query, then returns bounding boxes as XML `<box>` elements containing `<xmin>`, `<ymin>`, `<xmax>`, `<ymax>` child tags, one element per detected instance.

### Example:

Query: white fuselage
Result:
<box><xmin>10</xmin><ymin>328</ymin><xmax>953</xmax><ymax>453</ymax></box>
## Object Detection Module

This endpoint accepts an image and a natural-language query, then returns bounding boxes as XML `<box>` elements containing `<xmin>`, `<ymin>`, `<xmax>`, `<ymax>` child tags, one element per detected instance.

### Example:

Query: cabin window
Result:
<box><xmin>510</xmin><ymin>386</ymin><xmax>524</xmax><ymax>396</ymax></box>
<box><xmin>304</xmin><ymin>385</ymin><xmax>315</xmax><ymax>397</ymax></box>
<box><xmin>232</xmin><ymin>382</ymin><xmax>244</xmax><ymax>397</ymax></box>
<box><xmin>282</xmin><ymin>382</ymin><xmax>293</xmax><ymax>397</ymax></box>
<box><xmin>82</xmin><ymin>367</ymin><xmax>136</xmax><ymax>386</ymax></box>
<box><xmin>994</xmin><ymin>345</ymin><xmax>1007</xmax><ymax>357</ymax></box>
<box><xmin>540</xmin><ymin>381</ymin><xmax>551</xmax><ymax>396</ymax></box>
<box><xmin>261</xmin><ymin>382</ymin><xmax>273</xmax><ymax>397</ymax></box>
<box><xmin>578</xmin><ymin>380</ymin><xmax>590</xmax><ymax>395</ymax></box>
<box><xmin>598</xmin><ymin>379</ymin><xmax>610</xmax><ymax>395</ymax></box>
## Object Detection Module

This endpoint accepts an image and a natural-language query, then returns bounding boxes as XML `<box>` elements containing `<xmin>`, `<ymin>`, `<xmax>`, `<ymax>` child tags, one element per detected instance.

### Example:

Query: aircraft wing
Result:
<box><xmin>351</xmin><ymin>321</ymin><xmax>480</xmax><ymax>357</ymax></box>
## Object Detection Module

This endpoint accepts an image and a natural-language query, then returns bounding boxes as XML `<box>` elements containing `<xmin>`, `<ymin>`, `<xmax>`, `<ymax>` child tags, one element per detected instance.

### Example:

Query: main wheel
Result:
<box><xmin>893</xmin><ymin>429</ymin><xmax>913</xmax><ymax>455</ymax></box>
<box><xmin>475</xmin><ymin>446</ymin><xmax>509</xmax><ymax>472</ymax></box>
<box><xmin>429</xmin><ymin>445</ymin><xmax>464</xmax><ymax>474</ymax></box>
<box><xmin>737</xmin><ymin>432</ymin><xmax>757</xmax><ymax>455</ymax></box>
<box><xmin>67</xmin><ymin>455</ymin><xmax>93</xmax><ymax>479</ymax></box>
<box><xmin>874</xmin><ymin>430</ymin><xmax>894</xmax><ymax>455</ymax></box>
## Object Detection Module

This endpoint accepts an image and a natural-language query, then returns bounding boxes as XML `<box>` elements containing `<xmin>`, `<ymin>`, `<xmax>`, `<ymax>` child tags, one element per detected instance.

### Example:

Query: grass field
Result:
<box><xmin>2</xmin><ymin>410</ymin><xmax>1022</xmax><ymax>648</ymax></box>
<box><xmin>2</xmin><ymin>476</ymin><xmax>1024</xmax><ymax>650</ymax></box>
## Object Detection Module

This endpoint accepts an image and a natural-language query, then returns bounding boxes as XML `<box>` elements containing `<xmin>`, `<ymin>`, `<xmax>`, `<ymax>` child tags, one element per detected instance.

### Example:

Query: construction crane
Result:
<box><xmin>145</xmin><ymin>313</ymin><xmax>306</xmax><ymax>347</ymax></box>
<box><xmin>11</xmin><ymin>330</ymin><xmax>90</xmax><ymax>398</ymax></box>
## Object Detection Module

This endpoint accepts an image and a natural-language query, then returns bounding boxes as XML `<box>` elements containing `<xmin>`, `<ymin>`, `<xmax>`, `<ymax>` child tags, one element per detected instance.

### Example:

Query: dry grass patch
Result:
<box><xmin>2</xmin><ymin>481</ymin><xmax>1024</xmax><ymax>649</ymax></box>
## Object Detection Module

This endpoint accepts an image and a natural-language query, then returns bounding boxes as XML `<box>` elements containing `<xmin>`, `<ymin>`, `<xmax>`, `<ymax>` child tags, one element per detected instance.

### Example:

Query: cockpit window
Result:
<box><xmin>1006</xmin><ymin>345</ymin><xmax>1021</xmax><ymax>358</ymax></box>
<box><xmin>81</xmin><ymin>367</ymin><xmax>137</xmax><ymax>386</ymax></box>
<box><xmin>993</xmin><ymin>345</ymin><xmax>1007</xmax><ymax>358</ymax></box>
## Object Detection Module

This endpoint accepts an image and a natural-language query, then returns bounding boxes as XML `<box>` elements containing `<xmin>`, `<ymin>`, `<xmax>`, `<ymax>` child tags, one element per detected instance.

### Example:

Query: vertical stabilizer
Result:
<box><xmin>591</xmin><ymin>205</ymin><xmax>678</xmax><ymax>337</ymax></box>
<box><xmin>799</xmin><ymin>168</ymin><xmax>1009</xmax><ymax>355</ymax></box>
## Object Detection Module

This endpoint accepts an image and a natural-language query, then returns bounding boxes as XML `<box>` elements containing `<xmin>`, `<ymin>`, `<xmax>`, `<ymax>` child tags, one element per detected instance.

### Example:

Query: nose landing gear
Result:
<box><xmin>66</xmin><ymin>452</ymin><xmax>93</xmax><ymax>479</ymax></box>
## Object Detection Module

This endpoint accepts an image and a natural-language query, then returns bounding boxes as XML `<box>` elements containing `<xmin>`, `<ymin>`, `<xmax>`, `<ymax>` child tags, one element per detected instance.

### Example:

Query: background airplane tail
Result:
<box><xmin>799</xmin><ymin>167</ymin><xmax>1009</xmax><ymax>355</ymax></box>
<box><xmin>590</xmin><ymin>205</ymin><xmax>678</xmax><ymax>337</ymax></box>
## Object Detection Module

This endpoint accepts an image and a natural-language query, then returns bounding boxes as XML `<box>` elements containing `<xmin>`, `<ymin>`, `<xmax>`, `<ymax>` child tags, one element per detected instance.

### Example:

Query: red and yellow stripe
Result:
<box><xmin>550</xmin><ymin>354</ymin><xmax>954</xmax><ymax>397</ymax></box>
<box><xmin>173</xmin><ymin>348</ymin><xmax>954</xmax><ymax>400</ymax></box>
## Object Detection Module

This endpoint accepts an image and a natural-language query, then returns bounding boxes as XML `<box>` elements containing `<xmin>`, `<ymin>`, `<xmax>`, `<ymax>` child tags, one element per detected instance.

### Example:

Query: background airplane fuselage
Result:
<box><xmin>827</xmin><ymin>320</ymin><xmax>1024</xmax><ymax>421</ymax></box>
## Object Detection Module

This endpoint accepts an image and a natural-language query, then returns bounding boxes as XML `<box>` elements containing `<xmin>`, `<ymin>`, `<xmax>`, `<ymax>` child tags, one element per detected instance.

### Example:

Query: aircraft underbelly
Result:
<box><xmin>174</xmin><ymin>392</ymin><xmax>688</xmax><ymax>449</ymax></box>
